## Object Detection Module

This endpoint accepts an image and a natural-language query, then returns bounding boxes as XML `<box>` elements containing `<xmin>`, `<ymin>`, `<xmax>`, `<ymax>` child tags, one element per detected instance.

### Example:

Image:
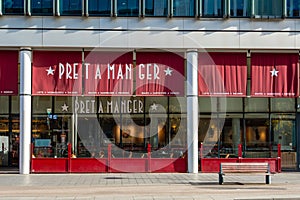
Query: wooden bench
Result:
<box><xmin>219</xmin><ymin>162</ymin><xmax>271</xmax><ymax>185</ymax></box>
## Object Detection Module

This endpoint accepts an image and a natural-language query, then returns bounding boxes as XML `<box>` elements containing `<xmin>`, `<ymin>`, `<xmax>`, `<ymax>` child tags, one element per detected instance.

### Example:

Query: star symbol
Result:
<box><xmin>46</xmin><ymin>66</ymin><xmax>55</xmax><ymax>76</ymax></box>
<box><xmin>164</xmin><ymin>67</ymin><xmax>173</xmax><ymax>76</ymax></box>
<box><xmin>61</xmin><ymin>103</ymin><xmax>69</xmax><ymax>112</ymax></box>
<box><xmin>150</xmin><ymin>103</ymin><xmax>158</xmax><ymax>111</ymax></box>
<box><xmin>270</xmin><ymin>68</ymin><xmax>279</xmax><ymax>77</ymax></box>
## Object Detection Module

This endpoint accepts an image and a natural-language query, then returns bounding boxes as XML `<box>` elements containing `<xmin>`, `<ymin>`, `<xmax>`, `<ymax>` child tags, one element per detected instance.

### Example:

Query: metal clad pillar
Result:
<box><xmin>186</xmin><ymin>49</ymin><xmax>198</xmax><ymax>173</ymax></box>
<box><xmin>19</xmin><ymin>48</ymin><xmax>32</xmax><ymax>174</ymax></box>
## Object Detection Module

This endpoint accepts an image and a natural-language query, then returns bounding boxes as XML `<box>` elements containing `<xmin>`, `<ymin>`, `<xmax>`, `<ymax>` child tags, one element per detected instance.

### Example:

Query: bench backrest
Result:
<box><xmin>220</xmin><ymin>162</ymin><xmax>270</xmax><ymax>173</ymax></box>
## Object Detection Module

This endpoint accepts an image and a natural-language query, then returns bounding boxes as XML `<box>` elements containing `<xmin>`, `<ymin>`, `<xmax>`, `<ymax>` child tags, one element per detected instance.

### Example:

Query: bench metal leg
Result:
<box><xmin>219</xmin><ymin>173</ymin><xmax>223</xmax><ymax>185</ymax></box>
<box><xmin>266</xmin><ymin>175</ymin><xmax>270</xmax><ymax>184</ymax></box>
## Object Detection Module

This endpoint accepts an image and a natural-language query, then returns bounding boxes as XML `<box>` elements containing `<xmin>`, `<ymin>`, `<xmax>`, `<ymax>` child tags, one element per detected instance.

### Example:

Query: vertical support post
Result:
<box><xmin>108</xmin><ymin>143</ymin><xmax>112</xmax><ymax>172</ymax></box>
<box><xmin>147</xmin><ymin>143</ymin><xmax>151</xmax><ymax>172</ymax></box>
<box><xmin>277</xmin><ymin>143</ymin><xmax>281</xmax><ymax>172</ymax></box>
<box><xmin>187</xmin><ymin>49</ymin><xmax>198</xmax><ymax>173</ymax></box>
<box><xmin>68</xmin><ymin>143</ymin><xmax>71</xmax><ymax>173</ymax></box>
<box><xmin>19</xmin><ymin>48</ymin><xmax>32</xmax><ymax>174</ymax></box>
<box><xmin>238</xmin><ymin>143</ymin><xmax>242</xmax><ymax>158</ymax></box>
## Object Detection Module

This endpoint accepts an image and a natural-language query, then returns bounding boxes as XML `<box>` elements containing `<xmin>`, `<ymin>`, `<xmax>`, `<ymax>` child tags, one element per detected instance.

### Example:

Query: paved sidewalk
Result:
<box><xmin>0</xmin><ymin>172</ymin><xmax>300</xmax><ymax>200</ymax></box>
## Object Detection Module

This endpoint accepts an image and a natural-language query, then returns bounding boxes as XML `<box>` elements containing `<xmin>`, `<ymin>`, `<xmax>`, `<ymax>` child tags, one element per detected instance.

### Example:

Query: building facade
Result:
<box><xmin>0</xmin><ymin>0</ymin><xmax>299</xmax><ymax>174</ymax></box>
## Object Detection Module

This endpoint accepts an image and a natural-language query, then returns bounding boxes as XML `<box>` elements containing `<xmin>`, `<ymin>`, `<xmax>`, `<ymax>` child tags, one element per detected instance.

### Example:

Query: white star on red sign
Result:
<box><xmin>46</xmin><ymin>66</ymin><xmax>55</xmax><ymax>76</ymax></box>
<box><xmin>270</xmin><ymin>68</ymin><xmax>279</xmax><ymax>77</ymax></box>
<box><xmin>164</xmin><ymin>67</ymin><xmax>173</xmax><ymax>76</ymax></box>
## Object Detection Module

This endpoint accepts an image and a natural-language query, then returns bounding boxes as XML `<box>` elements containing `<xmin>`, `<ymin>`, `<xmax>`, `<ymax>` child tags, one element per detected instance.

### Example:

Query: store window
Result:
<box><xmin>287</xmin><ymin>0</ymin><xmax>300</xmax><ymax>17</ymax></box>
<box><xmin>199</xmin><ymin>97</ymin><xmax>218</xmax><ymax>113</ymax></box>
<box><xmin>230</xmin><ymin>0</ymin><xmax>251</xmax><ymax>17</ymax></box>
<box><xmin>244</xmin><ymin>114</ymin><xmax>270</xmax><ymax>158</ymax></box>
<box><xmin>2</xmin><ymin>0</ymin><xmax>24</xmax><ymax>15</ymax></box>
<box><xmin>271</xmin><ymin>114</ymin><xmax>297</xmax><ymax>170</ymax></box>
<box><xmin>60</xmin><ymin>0</ymin><xmax>82</xmax><ymax>16</ymax></box>
<box><xmin>245</xmin><ymin>98</ymin><xmax>269</xmax><ymax>112</ymax></box>
<box><xmin>32</xmin><ymin>114</ymin><xmax>72</xmax><ymax>158</ymax></box>
<box><xmin>0</xmin><ymin>96</ymin><xmax>9</xmax><ymax>114</ymax></box>
<box><xmin>11</xmin><ymin>96</ymin><xmax>19</xmax><ymax>114</ymax></box>
<box><xmin>88</xmin><ymin>0</ymin><xmax>111</xmax><ymax>16</ymax></box>
<box><xmin>253</xmin><ymin>0</ymin><xmax>283</xmax><ymax>18</ymax></box>
<box><xmin>32</xmin><ymin>96</ymin><xmax>52</xmax><ymax>114</ymax></box>
<box><xmin>145</xmin><ymin>0</ymin><xmax>168</xmax><ymax>16</ymax></box>
<box><xmin>173</xmin><ymin>0</ymin><xmax>195</xmax><ymax>17</ymax></box>
<box><xmin>31</xmin><ymin>0</ymin><xmax>53</xmax><ymax>15</ymax></box>
<box><xmin>117</xmin><ymin>0</ymin><xmax>139</xmax><ymax>16</ymax></box>
<box><xmin>202</xmin><ymin>0</ymin><xmax>224</xmax><ymax>17</ymax></box>
<box><xmin>271</xmin><ymin>98</ymin><xmax>295</xmax><ymax>112</ymax></box>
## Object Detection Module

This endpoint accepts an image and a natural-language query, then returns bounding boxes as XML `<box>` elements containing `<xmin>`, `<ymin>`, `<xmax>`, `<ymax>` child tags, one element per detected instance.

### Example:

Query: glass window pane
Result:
<box><xmin>271</xmin><ymin>98</ymin><xmax>295</xmax><ymax>112</ymax></box>
<box><xmin>145</xmin><ymin>97</ymin><xmax>167</xmax><ymax>113</ymax></box>
<box><xmin>60</xmin><ymin>0</ymin><xmax>82</xmax><ymax>16</ymax></box>
<box><xmin>245</xmin><ymin>115</ymin><xmax>270</xmax><ymax>158</ymax></box>
<box><xmin>32</xmin><ymin>96</ymin><xmax>52</xmax><ymax>114</ymax></box>
<box><xmin>145</xmin><ymin>0</ymin><xmax>168</xmax><ymax>16</ymax></box>
<box><xmin>173</xmin><ymin>0</ymin><xmax>195</xmax><ymax>17</ymax></box>
<box><xmin>287</xmin><ymin>0</ymin><xmax>300</xmax><ymax>17</ymax></box>
<box><xmin>219</xmin><ymin>97</ymin><xmax>243</xmax><ymax>112</ymax></box>
<box><xmin>202</xmin><ymin>0</ymin><xmax>223</xmax><ymax>17</ymax></box>
<box><xmin>230</xmin><ymin>0</ymin><xmax>251</xmax><ymax>17</ymax></box>
<box><xmin>169</xmin><ymin>97</ymin><xmax>186</xmax><ymax>113</ymax></box>
<box><xmin>32</xmin><ymin>115</ymin><xmax>71</xmax><ymax>158</ymax></box>
<box><xmin>254</xmin><ymin>0</ymin><xmax>282</xmax><ymax>18</ymax></box>
<box><xmin>3</xmin><ymin>0</ymin><xmax>24</xmax><ymax>15</ymax></box>
<box><xmin>245</xmin><ymin>98</ymin><xmax>269</xmax><ymax>112</ymax></box>
<box><xmin>88</xmin><ymin>0</ymin><xmax>111</xmax><ymax>16</ymax></box>
<box><xmin>169</xmin><ymin>114</ymin><xmax>186</xmax><ymax>149</ymax></box>
<box><xmin>199</xmin><ymin>97</ymin><xmax>218</xmax><ymax>113</ymax></box>
<box><xmin>11</xmin><ymin>96</ymin><xmax>19</xmax><ymax>114</ymax></box>
<box><xmin>117</xmin><ymin>0</ymin><xmax>139</xmax><ymax>16</ymax></box>
<box><xmin>55</xmin><ymin>96</ymin><xmax>74</xmax><ymax>114</ymax></box>
<box><xmin>0</xmin><ymin>96</ymin><xmax>9</xmax><ymax>114</ymax></box>
<box><xmin>31</xmin><ymin>0</ymin><xmax>53</xmax><ymax>15</ymax></box>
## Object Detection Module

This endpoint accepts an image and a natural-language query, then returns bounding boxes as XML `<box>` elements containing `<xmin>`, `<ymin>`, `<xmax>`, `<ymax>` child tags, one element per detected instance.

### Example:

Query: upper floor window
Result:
<box><xmin>230</xmin><ymin>0</ymin><xmax>251</xmax><ymax>17</ymax></box>
<box><xmin>145</xmin><ymin>0</ymin><xmax>168</xmax><ymax>16</ymax></box>
<box><xmin>31</xmin><ymin>0</ymin><xmax>53</xmax><ymax>15</ymax></box>
<box><xmin>202</xmin><ymin>0</ymin><xmax>224</xmax><ymax>17</ymax></box>
<box><xmin>173</xmin><ymin>0</ymin><xmax>195</xmax><ymax>17</ymax></box>
<box><xmin>117</xmin><ymin>0</ymin><xmax>139</xmax><ymax>17</ymax></box>
<box><xmin>60</xmin><ymin>0</ymin><xmax>82</xmax><ymax>16</ymax></box>
<box><xmin>2</xmin><ymin>0</ymin><xmax>24</xmax><ymax>15</ymax></box>
<box><xmin>88</xmin><ymin>0</ymin><xmax>111</xmax><ymax>16</ymax></box>
<box><xmin>254</xmin><ymin>0</ymin><xmax>283</xmax><ymax>18</ymax></box>
<box><xmin>287</xmin><ymin>0</ymin><xmax>300</xmax><ymax>17</ymax></box>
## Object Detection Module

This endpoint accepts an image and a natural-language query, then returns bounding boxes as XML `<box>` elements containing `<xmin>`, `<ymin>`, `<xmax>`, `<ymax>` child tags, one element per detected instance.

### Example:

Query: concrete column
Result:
<box><xmin>186</xmin><ymin>49</ymin><xmax>198</xmax><ymax>173</ymax></box>
<box><xmin>19</xmin><ymin>48</ymin><xmax>32</xmax><ymax>174</ymax></box>
<box><xmin>232</xmin><ymin>118</ymin><xmax>241</xmax><ymax>156</ymax></box>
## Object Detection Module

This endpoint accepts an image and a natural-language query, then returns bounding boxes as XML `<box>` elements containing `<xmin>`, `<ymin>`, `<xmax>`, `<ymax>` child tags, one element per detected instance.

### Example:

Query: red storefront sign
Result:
<box><xmin>84</xmin><ymin>52</ymin><xmax>133</xmax><ymax>96</ymax></box>
<box><xmin>251</xmin><ymin>53</ymin><xmax>299</xmax><ymax>97</ymax></box>
<box><xmin>198</xmin><ymin>53</ymin><xmax>247</xmax><ymax>96</ymax></box>
<box><xmin>136</xmin><ymin>52</ymin><xmax>185</xmax><ymax>96</ymax></box>
<box><xmin>0</xmin><ymin>51</ymin><xmax>18</xmax><ymax>95</ymax></box>
<box><xmin>32</xmin><ymin>51</ymin><xmax>82</xmax><ymax>95</ymax></box>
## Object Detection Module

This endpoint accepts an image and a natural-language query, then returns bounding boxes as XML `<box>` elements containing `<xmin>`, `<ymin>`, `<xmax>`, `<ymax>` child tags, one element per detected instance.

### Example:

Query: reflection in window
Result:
<box><xmin>254</xmin><ymin>0</ymin><xmax>282</xmax><ymax>18</ymax></box>
<box><xmin>31</xmin><ymin>0</ymin><xmax>53</xmax><ymax>15</ymax></box>
<box><xmin>32</xmin><ymin>115</ymin><xmax>71</xmax><ymax>158</ymax></box>
<box><xmin>202</xmin><ymin>0</ymin><xmax>223</xmax><ymax>17</ymax></box>
<box><xmin>145</xmin><ymin>0</ymin><xmax>168</xmax><ymax>16</ymax></box>
<box><xmin>173</xmin><ymin>0</ymin><xmax>195</xmax><ymax>17</ymax></box>
<box><xmin>88</xmin><ymin>0</ymin><xmax>111</xmax><ymax>16</ymax></box>
<box><xmin>287</xmin><ymin>0</ymin><xmax>300</xmax><ymax>17</ymax></box>
<box><xmin>0</xmin><ymin>96</ymin><xmax>9</xmax><ymax>114</ymax></box>
<box><xmin>3</xmin><ymin>0</ymin><xmax>24</xmax><ymax>15</ymax></box>
<box><xmin>230</xmin><ymin>0</ymin><xmax>251</xmax><ymax>17</ymax></box>
<box><xmin>60</xmin><ymin>0</ymin><xmax>82</xmax><ymax>16</ymax></box>
<box><xmin>117</xmin><ymin>0</ymin><xmax>139</xmax><ymax>16</ymax></box>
